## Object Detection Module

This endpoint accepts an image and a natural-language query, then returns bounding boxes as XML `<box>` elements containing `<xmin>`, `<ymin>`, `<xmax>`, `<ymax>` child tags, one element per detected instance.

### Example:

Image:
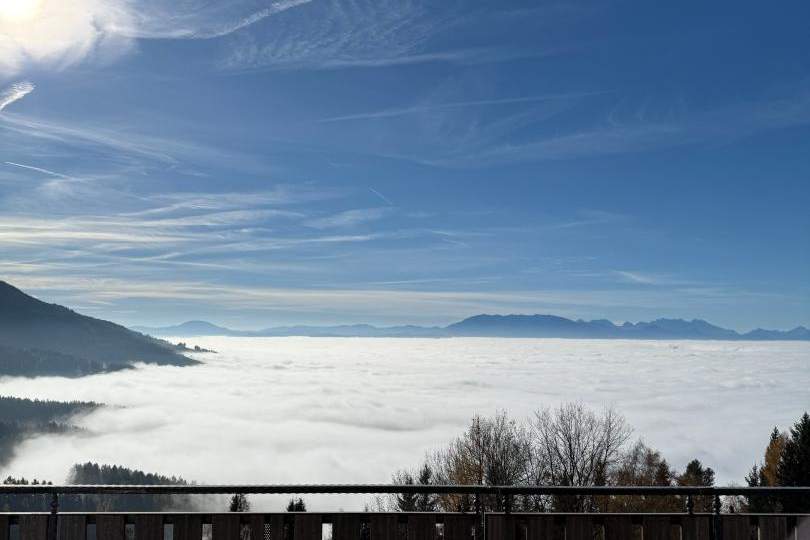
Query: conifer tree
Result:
<box><xmin>393</xmin><ymin>471</ymin><xmax>417</xmax><ymax>511</ymax></box>
<box><xmin>777</xmin><ymin>412</ymin><xmax>810</xmax><ymax>512</ymax></box>
<box><xmin>415</xmin><ymin>463</ymin><xmax>437</xmax><ymax>512</ymax></box>
<box><xmin>677</xmin><ymin>459</ymin><xmax>715</xmax><ymax>512</ymax></box>
<box><xmin>229</xmin><ymin>494</ymin><xmax>250</xmax><ymax>512</ymax></box>
<box><xmin>745</xmin><ymin>427</ymin><xmax>787</xmax><ymax>512</ymax></box>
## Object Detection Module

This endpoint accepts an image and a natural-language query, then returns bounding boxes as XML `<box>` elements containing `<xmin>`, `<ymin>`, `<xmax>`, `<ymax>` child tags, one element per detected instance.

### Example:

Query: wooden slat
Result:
<box><xmin>406</xmin><ymin>515</ymin><xmax>435</xmax><ymax>540</ymax></box>
<box><xmin>720</xmin><ymin>515</ymin><xmax>750</xmax><ymax>540</ymax></box>
<box><xmin>244</xmin><ymin>515</ymin><xmax>265</xmax><ymax>540</ymax></box>
<box><xmin>566</xmin><ymin>515</ymin><xmax>594</xmax><ymax>540</ymax></box>
<box><xmin>333</xmin><ymin>514</ymin><xmax>360</xmax><ymax>540</ymax></box>
<box><xmin>756</xmin><ymin>515</ymin><xmax>785</xmax><ymax>540</ymax></box>
<box><xmin>134</xmin><ymin>515</ymin><xmax>164</xmax><ymax>540</ymax></box>
<box><xmin>484</xmin><ymin>515</ymin><xmax>509</xmax><ymax>540</ymax></box>
<box><xmin>603</xmin><ymin>516</ymin><xmax>632</xmax><ymax>540</ymax></box>
<box><xmin>292</xmin><ymin>514</ymin><xmax>321</xmax><ymax>540</ymax></box>
<box><xmin>525</xmin><ymin>515</ymin><xmax>562</xmax><ymax>540</ymax></box>
<box><xmin>19</xmin><ymin>515</ymin><xmax>48</xmax><ymax>540</ymax></box>
<box><xmin>642</xmin><ymin>516</ymin><xmax>678</xmax><ymax>540</ymax></box>
<box><xmin>681</xmin><ymin>516</ymin><xmax>711</xmax><ymax>540</ymax></box>
<box><xmin>483</xmin><ymin>515</ymin><xmax>500</xmax><ymax>540</ymax></box>
<box><xmin>212</xmin><ymin>514</ymin><xmax>241</xmax><ymax>540</ymax></box>
<box><xmin>795</xmin><ymin>516</ymin><xmax>810</xmax><ymax>539</ymax></box>
<box><xmin>370</xmin><ymin>515</ymin><xmax>399</xmax><ymax>540</ymax></box>
<box><xmin>96</xmin><ymin>515</ymin><xmax>126</xmax><ymax>540</ymax></box>
<box><xmin>172</xmin><ymin>514</ymin><xmax>203</xmax><ymax>540</ymax></box>
<box><xmin>0</xmin><ymin>516</ymin><xmax>8</xmax><ymax>540</ymax></box>
<box><xmin>59</xmin><ymin>515</ymin><xmax>86</xmax><ymax>540</ymax></box>
<box><xmin>442</xmin><ymin>515</ymin><xmax>474</xmax><ymax>540</ymax></box>
<box><xmin>265</xmin><ymin>515</ymin><xmax>286</xmax><ymax>540</ymax></box>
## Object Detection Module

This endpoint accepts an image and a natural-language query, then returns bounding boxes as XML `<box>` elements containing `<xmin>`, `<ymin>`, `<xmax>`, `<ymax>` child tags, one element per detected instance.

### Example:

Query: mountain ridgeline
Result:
<box><xmin>0</xmin><ymin>281</ymin><xmax>196</xmax><ymax>377</ymax></box>
<box><xmin>135</xmin><ymin>314</ymin><xmax>810</xmax><ymax>341</ymax></box>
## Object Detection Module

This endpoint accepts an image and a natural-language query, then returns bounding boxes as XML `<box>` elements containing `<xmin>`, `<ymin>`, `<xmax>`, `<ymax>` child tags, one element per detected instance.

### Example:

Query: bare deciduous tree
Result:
<box><xmin>529</xmin><ymin>403</ymin><xmax>632</xmax><ymax>511</ymax></box>
<box><xmin>431</xmin><ymin>411</ymin><xmax>532</xmax><ymax>512</ymax></box>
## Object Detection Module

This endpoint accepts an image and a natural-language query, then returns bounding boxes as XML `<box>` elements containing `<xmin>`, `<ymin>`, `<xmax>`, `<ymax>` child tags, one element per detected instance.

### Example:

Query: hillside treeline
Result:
<box><xmin>0</xmin><ymin>344</ymin><xmax>121</xmax><ymax>377</ymax></box>
<box><xmin>0</xmin><ymin>396</ymin><xmax>99</xmax><ymax>423</ymax></box>
<box><xmin>0</xmin><ymin>463</ymin><xmax>192</xmax><ymax>512</ymax></box>
<box><xmin>0</xmin><ymin>396</ymin><xmax>99</xmax><ymax>468</ymax></box>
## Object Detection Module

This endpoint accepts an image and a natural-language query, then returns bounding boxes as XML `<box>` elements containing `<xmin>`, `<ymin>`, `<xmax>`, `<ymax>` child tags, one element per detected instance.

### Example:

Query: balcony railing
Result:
<box><xmin>1</xmin><ymin>484</ymin><xmax>809</xmax><ymax>540</ymax></box>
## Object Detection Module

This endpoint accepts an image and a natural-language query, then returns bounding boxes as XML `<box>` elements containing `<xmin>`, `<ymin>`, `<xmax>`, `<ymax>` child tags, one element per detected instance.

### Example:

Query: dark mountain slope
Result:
<box><xmin>0</xmin><ymin>281</ymin><xmax>195</xmax><ymax>375</ymax></box>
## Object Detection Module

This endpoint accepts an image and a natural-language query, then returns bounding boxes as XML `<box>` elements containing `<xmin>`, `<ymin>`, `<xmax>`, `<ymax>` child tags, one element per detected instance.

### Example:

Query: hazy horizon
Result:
<box><xmin>132</xmin><ymin>313</ymin><xmax>810</xmax><ymax>334</ymax></box>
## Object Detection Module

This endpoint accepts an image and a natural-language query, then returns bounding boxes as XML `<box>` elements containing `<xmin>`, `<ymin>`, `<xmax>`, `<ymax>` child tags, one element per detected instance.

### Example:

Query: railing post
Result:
<box><xmin>686</xmin><ymin>494</ymin><xmax>694</xmax><ymax>515</ymax></box>
<box><xmin>712</xmin><ymin>494</ymin><xmax>722</xmax><ymax>540</ymax></box>
<box><xmin>47</xmin><ymin>492</ymin><xmax>59</xmax><ymax>540</ymax></box>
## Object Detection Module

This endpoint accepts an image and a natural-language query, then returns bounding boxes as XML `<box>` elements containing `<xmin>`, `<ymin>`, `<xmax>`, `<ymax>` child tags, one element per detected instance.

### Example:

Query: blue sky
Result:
<box><xmin>0</xmin><ymin>0</ymin><xmax>808</xmax><ymax>330</ymax></box>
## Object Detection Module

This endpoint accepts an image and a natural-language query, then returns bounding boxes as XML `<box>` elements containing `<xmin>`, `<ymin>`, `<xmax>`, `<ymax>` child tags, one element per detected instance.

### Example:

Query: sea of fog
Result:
<box><xmin>1</xmin><ymin>337</ymin><xmax>808</xmax><ymax>510</ymax></box>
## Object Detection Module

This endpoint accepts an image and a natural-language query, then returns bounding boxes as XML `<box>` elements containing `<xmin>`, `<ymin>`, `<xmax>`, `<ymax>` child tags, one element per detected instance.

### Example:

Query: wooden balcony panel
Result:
<box><xmin>406</xmin><ymin>514</ymin><xmax>436</xmax><ymax>540</ymax></box>
<box><xmin>19</xmin><ymin>515</ymin><xmax>48</xmax><ymax>540</ymax></box>
<box><xmin>134</xmin><ymin>514</ymin><xmax>163</xmax><ymax>540</ymax></box>
<box><xmin>369</xmin><ymin>514</ymin><xmax>399</xmax><ymax>540</ymax></box>
<box><xmin>58</xmin><ymin>515</ymin><xmax>85</xmax><ymax>540</ymax></box>
<box><xmin>96</xmin><ymin>514</ymin><xmax>126</xmax><ymax>540</ymax></box>
<box><xmin>293</xmin><ymin>513</ymin><xmax>321</xmax><ymax>540</ymax></box>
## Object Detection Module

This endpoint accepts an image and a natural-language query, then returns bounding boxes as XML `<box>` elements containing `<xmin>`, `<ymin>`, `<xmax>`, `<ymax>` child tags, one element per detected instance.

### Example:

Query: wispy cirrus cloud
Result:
<box><xmin>305</xmin><ymin>208</ymin><xmax>391</xmax><ymax>229</ymax></box>
<box><xmin>612</xmin><ymin>270</ymin><xmax>698</xmax><ymax>287</ymax></box>
<box><xmin>0</xmin><ymin>111</ymin><xmax>274</xmax><ymax>180</ymax></box>
<box><xmin>0</xmin><ymin>82</ymin><xmax>35</xmax><ymax>111</ymax></box>
<box><xmin>217</xmin><ymin>0</ymin><xmax>471</xmax><ymax>72</ymax></box>
<box><xmin>4</xmin><ymin>160</ymin><xmax>70</xmax><ymax>179</ymax></box>
<box><xmin>215</xmin><ymin>1</ymin><xmax>578</xmax><ymax>72</ymax></box>
<box><xmin>319</xmin><ymin>93</ymin><xmax>593</xmax><ymax>123</ymax></box>
<box><xmin>123</xmin><ymin>0</ymin><xmax>313</xmax><ymax>40</ymax></box>
<box><xmin>351</xmin><ymin>85</ymin><xmax>810</xmax><ymax>169</ymax></box>
<box><xmin>450</xmin><ymin>87</ymin><xmax>810</xmax><ymax>166</ymax></box>
<box><xmin>0</xmin><ymin>113</ymin><xmax>179</xmax><ymax>164</ymax></box>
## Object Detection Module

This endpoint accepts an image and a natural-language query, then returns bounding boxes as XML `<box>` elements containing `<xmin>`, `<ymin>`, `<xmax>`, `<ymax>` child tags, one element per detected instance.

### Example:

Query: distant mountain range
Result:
<box><xmin>134</xmin><ymin>314</ymin><xmax>810</xmax><ymax>341</ymax></box>
<box><xmin>0</xmin><ymin>281</ymin><xmax>196</xmax><ymax>377</ymax></box>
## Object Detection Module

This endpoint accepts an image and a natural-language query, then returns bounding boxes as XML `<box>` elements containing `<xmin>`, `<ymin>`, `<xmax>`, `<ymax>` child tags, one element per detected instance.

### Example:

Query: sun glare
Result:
<box><xmin>0</xmin><ymin>0</ymin><xmax>42</xmax><ymax>23</ymax></box>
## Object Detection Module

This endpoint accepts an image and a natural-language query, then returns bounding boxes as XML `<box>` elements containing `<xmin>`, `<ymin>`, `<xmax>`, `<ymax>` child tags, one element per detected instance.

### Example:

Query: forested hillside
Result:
<box><xmin>0</xmin><ymin>281</ymin><xmax>196</xmax><ymax>377</ymax></box>
<box><xmin>0</xmin><ymin>396</ymin><xmax>99</xmax><ymax>467</ymax></box>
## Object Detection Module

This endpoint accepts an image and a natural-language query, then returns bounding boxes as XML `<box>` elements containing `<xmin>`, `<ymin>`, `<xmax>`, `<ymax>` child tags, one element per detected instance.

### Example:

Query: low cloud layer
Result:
<box><xmin>0</xmin><ymin>337</ymin><xmax>807</xmax><ymax>510</ymax></box>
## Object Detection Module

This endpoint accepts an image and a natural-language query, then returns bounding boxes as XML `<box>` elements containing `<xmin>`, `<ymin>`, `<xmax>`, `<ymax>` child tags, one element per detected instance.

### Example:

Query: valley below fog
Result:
<box><xmin>1</xmin><ymin>337</ymin><xmax>808</xmax><ymax>510</ymax></box>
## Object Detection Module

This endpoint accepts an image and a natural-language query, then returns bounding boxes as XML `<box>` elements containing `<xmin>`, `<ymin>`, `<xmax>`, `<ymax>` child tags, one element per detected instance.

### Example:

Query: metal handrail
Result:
<box><xmin>1</xmin><ymin>484</ymin><xmax>809</xmax><ymax>496</ymax></box>
<box><xmin>3</xmin><ymin>483</ymin><xmax>808</xmax><ymax>540</ymax></box>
